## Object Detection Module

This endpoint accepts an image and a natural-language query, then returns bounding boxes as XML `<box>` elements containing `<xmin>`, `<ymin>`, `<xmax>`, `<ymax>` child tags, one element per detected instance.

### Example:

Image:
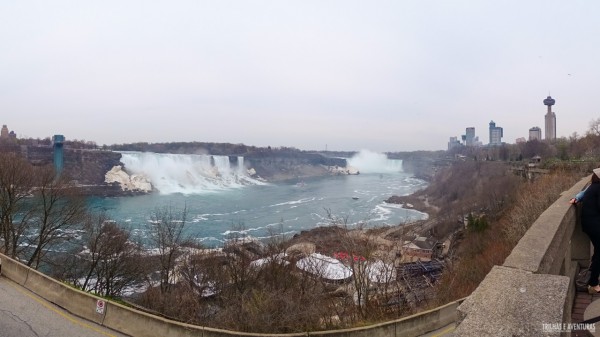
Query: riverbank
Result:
<box><xmin>287</xmin><ymin>187</ymin><xmax>444</xmax><ymax>265</ymax></box>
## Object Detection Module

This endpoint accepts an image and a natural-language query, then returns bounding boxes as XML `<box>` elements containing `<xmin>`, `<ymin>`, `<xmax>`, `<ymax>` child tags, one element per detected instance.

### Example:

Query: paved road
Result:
<box><xmin>0</xmin><ymin>276</ymin><xmax>127</xmax><ymax>337</ymax></box>
<box><xmin>420</xmin><ymin>323</ymin><xmax>455</xmax><ymax>337</ymax></box>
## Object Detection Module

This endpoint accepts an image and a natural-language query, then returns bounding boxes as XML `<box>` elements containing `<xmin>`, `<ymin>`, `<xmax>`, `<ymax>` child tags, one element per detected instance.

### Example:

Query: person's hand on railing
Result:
<box><xmin>571</xmin><ymin>190</ymin><xmax>586</xmax><ymax>205</ymax></box>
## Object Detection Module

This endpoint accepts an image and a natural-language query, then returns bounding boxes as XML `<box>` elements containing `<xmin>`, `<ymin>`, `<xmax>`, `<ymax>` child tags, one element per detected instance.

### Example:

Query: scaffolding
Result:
<box><xmin>397</xmin><ymin>260</ymin><xmax>444</xmax><ymax>305</ymax></box>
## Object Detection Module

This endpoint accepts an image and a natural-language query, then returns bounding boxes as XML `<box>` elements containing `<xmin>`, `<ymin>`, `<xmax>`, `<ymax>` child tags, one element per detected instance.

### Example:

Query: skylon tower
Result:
<box><xmin>543</xmin><ymin>96</ymin><xmax>556</xmax><ymax>141</ymax></box>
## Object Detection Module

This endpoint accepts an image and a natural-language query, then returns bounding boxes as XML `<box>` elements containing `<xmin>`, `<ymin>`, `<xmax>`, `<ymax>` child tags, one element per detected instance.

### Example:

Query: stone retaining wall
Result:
<box><xmin>0</xmin><ymin>252</ymin><xmax>461</xmax><ymax>337</ymax></box>
<box><xmin>454</xmin><ymin>177</ymin><xmax>590</xmax><ymax>336</ymax></box>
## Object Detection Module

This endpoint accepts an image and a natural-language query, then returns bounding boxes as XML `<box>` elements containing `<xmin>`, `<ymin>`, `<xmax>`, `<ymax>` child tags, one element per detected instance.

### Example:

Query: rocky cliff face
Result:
<box><xmin>64</xmin><ymin>149</ymin><xmax>123</xmax><ymax>185</ymax></box>
<box><xmin>22</xmin><ymin>146</ymin><xmax>123</xmax><ymax>185</ymax></box>
<box><xmin>388</xmin><ymin>151</ymin><xmax>446</xmax><ymax>182</ymax></box>
<box><xmin>244</xmin><ymin>152</ymin><xmax>348</xmax><ymax>181</ymax></box>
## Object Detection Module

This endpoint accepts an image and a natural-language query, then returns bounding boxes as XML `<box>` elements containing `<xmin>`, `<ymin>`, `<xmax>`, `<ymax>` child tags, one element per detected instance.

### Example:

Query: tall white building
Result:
<box><xmin>543</xmin><ymin>96</ymin><xmax>556</xmax><ymax>141</ymax></box>
<box><xmin>465</xmin><ymin>127</ymin><xmax>476</xmax><ymax>146</ymax></box>
<box><xmin>489</xmin><ymin>121</ymin><xmax>503</xmax><ymax>146</ymax></box>
<box><xmin>448</xmin><ymin>136</ymin><xmax>461</xmax><ymax>150</ymax></box>
<box><xmin>529</xmin><ymin>126</ymin><xmax>542</xmax><ymax>141</ymax></box>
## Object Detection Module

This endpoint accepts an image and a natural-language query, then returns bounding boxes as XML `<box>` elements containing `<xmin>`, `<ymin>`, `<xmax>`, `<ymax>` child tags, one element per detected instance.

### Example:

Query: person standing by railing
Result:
<box><xmin>571</xmin><ymin>168</ymin><xmax>600</xmax><ymax>293</ymax></box>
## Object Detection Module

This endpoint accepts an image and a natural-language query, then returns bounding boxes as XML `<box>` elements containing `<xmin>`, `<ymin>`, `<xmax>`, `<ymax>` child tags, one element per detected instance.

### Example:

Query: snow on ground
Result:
<box><xmin>296</xmin><ymin>253</ymin><xmax>352</xmax><ymax>281</ymax></box>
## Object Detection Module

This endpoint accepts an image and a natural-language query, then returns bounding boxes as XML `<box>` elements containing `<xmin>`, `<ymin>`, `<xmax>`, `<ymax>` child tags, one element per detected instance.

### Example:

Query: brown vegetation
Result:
<box><xmin>434</xmin><ymin>170</ymin><xmax>580</xmax><ymax>304</ymax></box>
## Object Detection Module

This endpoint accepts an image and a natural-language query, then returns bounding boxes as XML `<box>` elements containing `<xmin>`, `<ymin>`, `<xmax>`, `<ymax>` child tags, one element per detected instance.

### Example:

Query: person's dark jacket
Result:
<box><xmin>581</xmin><ymin>182</ymin><xmax>600</xmax><ymax>231</ymax></box>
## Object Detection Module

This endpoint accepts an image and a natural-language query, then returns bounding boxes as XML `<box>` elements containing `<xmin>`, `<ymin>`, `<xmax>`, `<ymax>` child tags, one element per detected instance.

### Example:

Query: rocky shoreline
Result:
<box><xmin>287</xmin><ymin>187</ymin><xmax>442</xmax><ymax>263</ymax></box>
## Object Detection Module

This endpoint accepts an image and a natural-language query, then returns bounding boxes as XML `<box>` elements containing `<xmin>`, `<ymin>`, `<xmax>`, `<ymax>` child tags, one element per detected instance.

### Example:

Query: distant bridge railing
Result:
<box><xmin>454</xmin><ymin>176</ymin><xmax>589</xmax><ymax>336</ymax></box>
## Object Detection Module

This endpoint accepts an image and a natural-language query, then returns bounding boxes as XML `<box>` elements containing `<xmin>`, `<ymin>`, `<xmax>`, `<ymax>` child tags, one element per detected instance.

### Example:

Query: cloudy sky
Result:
<box><xmin>1</xmin><ymin>1</ymin><xmax>599</xmax><ymax>152</ymax></box>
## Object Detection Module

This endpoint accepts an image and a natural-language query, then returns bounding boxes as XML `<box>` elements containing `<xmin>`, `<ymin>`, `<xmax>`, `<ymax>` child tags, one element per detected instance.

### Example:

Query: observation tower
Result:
<box><xmin>53</xmin><ymin>135</ymin><xmax>65</xmax><ymax>175</ymax></box>
<box><xmin>543</xmin><ymin>96</ymin><xmax>556</xmax><ymax>141</ymax></box>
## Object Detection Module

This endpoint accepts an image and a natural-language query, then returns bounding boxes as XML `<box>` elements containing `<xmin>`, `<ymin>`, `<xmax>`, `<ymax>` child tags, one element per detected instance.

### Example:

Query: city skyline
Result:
<box><xmin>451</xmin><ymin>95</ymin><xmax>561</xmax><ymax>147</ymax></box>
<box><xmin>2</xmin><ymin>1</ymin><xmax>599</xmax><ymax>152</ymax></box>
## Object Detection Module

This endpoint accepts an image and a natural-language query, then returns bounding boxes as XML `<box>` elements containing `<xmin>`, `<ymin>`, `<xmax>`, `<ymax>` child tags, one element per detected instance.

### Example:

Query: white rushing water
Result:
<box><xmin>347</xmin><ymin>150</ymin><xmax>403</xmax><ymax>173</ymax></box>
<box><xmin>119</xmin><ymin>152</ymin><xmax>263</xmax><ymax>194</ymax></box>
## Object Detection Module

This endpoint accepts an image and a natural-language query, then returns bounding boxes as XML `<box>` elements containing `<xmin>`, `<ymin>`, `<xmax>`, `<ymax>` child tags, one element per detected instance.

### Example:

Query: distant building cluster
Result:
<box><xmin>1</xmin><ymin>125</ymin><xmax>17</xmax><ymax>140</ymax></box>
<box><xmin>447</xmin><ymin>95</ymin><xmax>559</xmax><ymax>150</ymax></box>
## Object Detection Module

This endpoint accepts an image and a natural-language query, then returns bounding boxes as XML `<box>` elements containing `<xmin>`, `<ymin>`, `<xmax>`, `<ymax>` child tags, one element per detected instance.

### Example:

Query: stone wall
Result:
<box><xmin>454</xmin><ymin>177</ymin><xmax>590</xmax><ymax>336</ymax></box>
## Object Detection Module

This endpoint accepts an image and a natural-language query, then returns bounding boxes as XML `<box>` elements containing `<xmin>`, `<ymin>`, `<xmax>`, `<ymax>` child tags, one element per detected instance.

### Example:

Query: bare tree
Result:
<box><xmin>588</xmin><ymin>118</ymin><xmax>600</xmax><ymax>136</ymax></box>
<box><xmin>78</xmin><ymin>213</ymin><xmax>110</xmax><ymax>290</ymax></box>
<box><xmin>325</xmin><ymin>210</ymin><xmax>379</xmax><ymax>320</ymax></box>
<box><xmin>25</xmin><ymin>166</ymin><xmax>87</xmax><ymax>268</ymax></box>
<box><xmin>0</xmin><ymin>153</ymin><xmax>36</xmax><ymax>258</ymax></box>
<box><xmin>65</xmin><ymin>213</ymin><xmax>146</xmax><ymax>297</ymax></box>
<box><xmin>149</xmin><ymin>204</ymin><xmax>188</xmax><ymax>293</ymax></box>
<box><xmin>92</xmin><ymin>222</ymin><xmax>145</xmax><ymax>297</ymax></box>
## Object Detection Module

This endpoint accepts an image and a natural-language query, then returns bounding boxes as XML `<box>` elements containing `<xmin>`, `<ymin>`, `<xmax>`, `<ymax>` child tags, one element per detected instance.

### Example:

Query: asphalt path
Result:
<box><xmin>0</xmin><ymin>276</ymin><xmax>127</xmax><ymax>337</ymax></box>
<box><xmin>419</xmin><ymin>323</ymin><xmax>455</xmax><ymax>336</ymax></box>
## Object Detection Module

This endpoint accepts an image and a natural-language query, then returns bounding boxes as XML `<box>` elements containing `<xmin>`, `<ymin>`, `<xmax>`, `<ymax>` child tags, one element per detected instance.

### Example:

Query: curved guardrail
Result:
<box><xmin>0</xmin><ymin>251</ymin><xmax>460</xmax><ymax>337</ymax></box>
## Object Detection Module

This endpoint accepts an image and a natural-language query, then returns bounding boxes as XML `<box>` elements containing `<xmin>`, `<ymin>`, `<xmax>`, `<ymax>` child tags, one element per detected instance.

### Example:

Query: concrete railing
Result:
<box><xmin>0</xmin><ymin>251</ymin><xmax>460</xmax><ymax>337</ymax></box>
<box><xmin>454</xmin><ymin>177</ymin><xmax>590</xmax><ymax>336</ymax></box>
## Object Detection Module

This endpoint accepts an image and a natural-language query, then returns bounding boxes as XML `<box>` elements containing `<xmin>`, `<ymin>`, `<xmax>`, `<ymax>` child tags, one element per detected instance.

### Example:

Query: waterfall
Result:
<box><xmin>237</xmin><ymin>156</ymin><xmax>245</xmax><ymax>175</ymax></box>
<box><xmin>119</xmin><ymin>152</ymin><xmax>261</xmax><ymax>194</ymax></box>
<box><xmin>347</xmin><ymin>150</ymin><xmax>403</xmax><ymax>174</ymax></box>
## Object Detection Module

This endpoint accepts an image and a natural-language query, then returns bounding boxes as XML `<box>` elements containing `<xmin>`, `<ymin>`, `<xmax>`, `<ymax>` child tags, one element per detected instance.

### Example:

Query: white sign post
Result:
<box><xmin>96</xmin><ymin>299</ymin><xmax>105</xmax><ymax>314</ymax></box>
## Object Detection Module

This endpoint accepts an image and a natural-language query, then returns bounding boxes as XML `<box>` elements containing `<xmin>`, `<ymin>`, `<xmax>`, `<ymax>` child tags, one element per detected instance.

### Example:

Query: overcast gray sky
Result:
<box><xmin>1</xmin><ymin>1</ymin><xmax>599</xmax><ymax>152</ymax></box>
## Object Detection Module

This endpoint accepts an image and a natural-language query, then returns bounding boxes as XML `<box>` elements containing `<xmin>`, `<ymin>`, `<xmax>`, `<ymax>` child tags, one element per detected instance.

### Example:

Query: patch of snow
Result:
<box><xmin>250</xmin><ymin>253</ymin><xmax>289</xmax><ymax>268</ymax></box>
<box><xmin>366</xmin><ymin>260</ymin><xmax>396</xmax><ymax>283</ymax></box>
<box><xmin>296</xmin><ymin>253</ymin><xmax>353</xmax><ymax>281</ymax></box>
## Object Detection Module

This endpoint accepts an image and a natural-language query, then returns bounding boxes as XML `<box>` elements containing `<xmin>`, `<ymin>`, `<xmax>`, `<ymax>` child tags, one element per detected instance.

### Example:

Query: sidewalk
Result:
<box><xmin>572</xmin><ymin>287</ymin><xmax>598</xmax><ymax>337</ymax></box>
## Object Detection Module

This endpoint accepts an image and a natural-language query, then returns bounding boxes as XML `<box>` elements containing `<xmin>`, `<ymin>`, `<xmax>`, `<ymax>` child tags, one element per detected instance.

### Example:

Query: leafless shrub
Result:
<box><xmin>503</xmin><ymin>171</ymin><xmax>578</xmax><ymax>245</ymax></box>
<box><xmin>149</xmin><ymin>204</ymin><xmax>188</xmax><ymax>294</ymax></box>
<box><xmin>0</xmin><ymin>152</ymin><xmax>36</xmax><ymax>257</ymax></box>
<box><xmin>435</xmin><ymin>170</ymin><xmax>579</xmax><ymax>304</ymax></box>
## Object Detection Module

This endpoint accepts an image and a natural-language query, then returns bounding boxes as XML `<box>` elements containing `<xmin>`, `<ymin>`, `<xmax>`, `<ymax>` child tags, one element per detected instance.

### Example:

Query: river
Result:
<box><xmin>87</xmin><ymin>151</ymin><xmax>428</xmax><ymax>247</ymax></box>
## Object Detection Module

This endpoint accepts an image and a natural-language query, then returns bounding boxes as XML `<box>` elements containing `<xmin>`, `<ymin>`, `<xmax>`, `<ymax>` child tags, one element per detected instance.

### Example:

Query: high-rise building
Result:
<box><xmin>529</xmin><ymin>126</ymin><xmax>542</xmax><ymax>141</ymax></box>
<box><xmin>544</xmin><ymin>96</ymin><xmax>556</xmax><ymax>141</ymax></box>
<box><xmin>0</xmin><ymin>125</ymin><xmax>8</xmax><ymax>138</ymax></box>
<box><xmin>465</xmin><ymin>127</ymin><xmax>476</xmax><ymax>146</ymax></box>
<box><xmin>489</xmin><ymin>121</ymin><xmax>503</xmax><ymax>146</ymax></box>
<box><xmin>448</xmin><ymin>136</ymin><xmax>461</xmax><ymax>150</ymax></box>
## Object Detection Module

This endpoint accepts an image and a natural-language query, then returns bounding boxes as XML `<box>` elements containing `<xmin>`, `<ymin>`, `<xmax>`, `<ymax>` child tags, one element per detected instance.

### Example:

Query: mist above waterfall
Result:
<box><xmin>347</xmin><ymin>150</ymin><xmax>403</xmax><ymax>174</ymax></box>
<box><xmin>119</xmin><ymin>152</ymin><xmax>262</xmax><ymax>194</ymax></box>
